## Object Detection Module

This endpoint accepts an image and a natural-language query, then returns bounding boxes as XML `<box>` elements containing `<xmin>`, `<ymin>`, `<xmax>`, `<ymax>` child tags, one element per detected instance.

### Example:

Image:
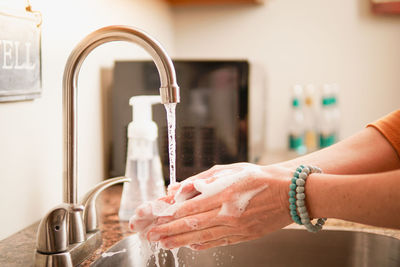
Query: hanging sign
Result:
<box><xmin>0</xmin><ymin>8</ymin><xmax>42</xmax><ymax>102</ymax></box>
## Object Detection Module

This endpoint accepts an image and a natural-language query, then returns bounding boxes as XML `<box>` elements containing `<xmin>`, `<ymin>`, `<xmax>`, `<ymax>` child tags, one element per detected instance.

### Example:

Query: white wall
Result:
<box><xmin>172</xmin><ymin>0</ymin><xmax>400</xmax><ymax>150</ymax></box>
<box><xmin>0</xmin><ymin>0</ymin><xmax>174</xmax><ymax>240</ymax></box>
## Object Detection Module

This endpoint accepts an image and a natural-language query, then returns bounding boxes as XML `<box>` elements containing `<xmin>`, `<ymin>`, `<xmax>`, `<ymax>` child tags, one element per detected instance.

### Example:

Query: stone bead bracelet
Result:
<box><xmin>288</xmin><ymin>165</ymin><xmax>327</xmax><ymax>233</ymax></box>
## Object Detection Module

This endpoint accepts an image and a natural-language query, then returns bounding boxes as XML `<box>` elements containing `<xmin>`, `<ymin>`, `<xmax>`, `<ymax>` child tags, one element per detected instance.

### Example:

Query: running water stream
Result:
<box><xmin>164</xmin><ymin>103</ymin><xmax>177</xmax><ymax>185</ymax></box>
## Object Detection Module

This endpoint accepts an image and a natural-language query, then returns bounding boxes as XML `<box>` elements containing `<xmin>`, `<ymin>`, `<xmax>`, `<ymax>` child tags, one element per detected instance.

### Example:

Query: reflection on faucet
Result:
<box><xmin>34</xmin><ymin>25</ymin><xmax>180</xmax><ymax>267</ymax></box>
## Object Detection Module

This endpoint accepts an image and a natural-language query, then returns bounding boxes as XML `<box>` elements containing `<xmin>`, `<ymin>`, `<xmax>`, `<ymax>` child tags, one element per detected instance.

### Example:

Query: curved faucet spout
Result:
<box><xmin>62</xmin><ymin>25</ymin><xmax>180</xmax><ymax>204</ymax></box>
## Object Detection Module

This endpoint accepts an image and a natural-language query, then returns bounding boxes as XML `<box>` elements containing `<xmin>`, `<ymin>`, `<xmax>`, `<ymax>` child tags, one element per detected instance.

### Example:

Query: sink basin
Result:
<box><xmin>92</xmin><ymin>229</ymin><xmax>400</xmax><ymax>267</ymax></box>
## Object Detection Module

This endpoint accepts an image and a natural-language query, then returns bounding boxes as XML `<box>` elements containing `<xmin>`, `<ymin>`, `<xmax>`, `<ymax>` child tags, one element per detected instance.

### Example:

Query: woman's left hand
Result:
<box><xmin>145</xmin><ymin>163</ymin><xmax>293</xmax><ymax>250</ymax></box>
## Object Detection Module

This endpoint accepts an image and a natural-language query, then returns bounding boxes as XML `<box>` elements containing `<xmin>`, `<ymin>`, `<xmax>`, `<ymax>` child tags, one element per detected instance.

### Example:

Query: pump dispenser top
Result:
<box><xmin>128</xmin><ymin>95</ymin><xmax>161</xmax><ymax>140</ymax></box>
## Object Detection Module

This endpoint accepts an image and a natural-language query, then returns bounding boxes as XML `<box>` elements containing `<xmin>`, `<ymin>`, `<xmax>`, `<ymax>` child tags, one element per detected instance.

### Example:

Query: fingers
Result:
<box><xmin>158</xmin><ymin>195</ymin><xmax>175</xmax><ymax>204</ymax></box>
<box><xmin>185</xmin><ymin>165</ymin><xmax>223</xmax><ymax>182</ymax></box>
<box><xmin>167</xmin><ymin>184</ymin><xmax>180</xmax><ymax>196</ymax></box>
<box><xmin>190</xmin><ymin>235</ymin><xmax>246</xmax><ymax>251</ymax></box>
<box><xmin>129</xmin><ymin>202</ymin><xmax>155</xmax><ymax>232</ymax></box>
<box><xmin>148</xmin><ymin>208</ymin><xmax>226</xmax><ymax>241</ymax></box>
<box><xmin>129</xmin><ymin>217</ymin><xmax>152</xmax><ymax>232</ymax></box>
<box><xmin>159</xmin><ymin>225</ymin><xmax>238</xmax><ymax>249</ymax></box>
<box><xmin>167</xmin><ymin>178</ymin><xmax>201</xmax><ymax>198</ymax></box>
<box><xmin>130</xmin><ymin>184</ymin><xmax>222</xmax><ymax>232</ymax></box>
<box><xmin>173</xmin><ymin>181</ymin><xmax>199</xmax><ymax>202</ymax></box>
<box><xmin>167</xmin><ymin>164</ymin><xmax>226</xmax><ymax>195</ymax></box>
<box><xmin>173</xmin><ymin>192</ymin><xmax>224</xmax><ymax>219</ymax></box>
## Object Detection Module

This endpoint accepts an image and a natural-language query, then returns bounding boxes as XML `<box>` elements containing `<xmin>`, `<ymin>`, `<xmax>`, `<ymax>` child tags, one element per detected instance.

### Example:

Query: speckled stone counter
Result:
<box><xmin>1</xmin><ymin>184</ymin><xmax>399</xmax><ymax>266</ymax></box>
<box><xmin>0</xmin><ymin>185</ymin><xmax>134</xmax><ymax>267</ymax></box>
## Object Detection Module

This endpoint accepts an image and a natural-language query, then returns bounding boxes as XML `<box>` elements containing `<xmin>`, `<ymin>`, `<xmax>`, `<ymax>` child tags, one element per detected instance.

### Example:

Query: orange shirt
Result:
<box><xmin>368</xmin><ymin>109</ymin><xmax>400</xmax><ymax>157</ymax></box>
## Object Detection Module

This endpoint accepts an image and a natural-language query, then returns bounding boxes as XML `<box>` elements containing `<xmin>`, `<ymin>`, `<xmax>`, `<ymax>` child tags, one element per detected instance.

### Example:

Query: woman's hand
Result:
<box><xmin>145</xmin><ymin>163</ymin><xmax>293</xmax><ymax>250</ymax></box>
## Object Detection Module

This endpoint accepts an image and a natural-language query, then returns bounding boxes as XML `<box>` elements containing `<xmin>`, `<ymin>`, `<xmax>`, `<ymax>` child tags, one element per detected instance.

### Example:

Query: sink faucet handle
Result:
<box><xmin>34</xmin><ymin>204</ymin><xmax>74</xmax><ymax>267</ymax></box>
<box><xmin>36</xmin><ymin>203</ymin><xmax>71</xmax><ymax>254</ymax></box>
<box><xmin>80</xmin><ymin>176</ymin><xmax>131</xmax><ymax>232</ymax></box>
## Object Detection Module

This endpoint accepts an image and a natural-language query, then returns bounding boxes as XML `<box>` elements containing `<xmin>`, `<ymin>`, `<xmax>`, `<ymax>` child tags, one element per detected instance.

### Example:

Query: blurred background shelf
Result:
<box><xmin>165</xmin><ymin>0</ymin><xmax>264</xmax><ymax>5</ymax></box>
<box><xmin>371</xmin><ymin>0</ymin><xmax>400</xmax><ymax>14</ymax></box>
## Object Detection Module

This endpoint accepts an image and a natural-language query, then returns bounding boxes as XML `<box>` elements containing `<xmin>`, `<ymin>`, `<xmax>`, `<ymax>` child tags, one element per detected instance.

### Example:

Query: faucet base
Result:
<box><xmin>34</xmin><ymin>251</ymin><xmax>73</xmax><ymax>267</ymax></box>
<box><xmin>34</xmin><ymin>230</ymin><xmax>102</xmax><ymax>267</ymax></box>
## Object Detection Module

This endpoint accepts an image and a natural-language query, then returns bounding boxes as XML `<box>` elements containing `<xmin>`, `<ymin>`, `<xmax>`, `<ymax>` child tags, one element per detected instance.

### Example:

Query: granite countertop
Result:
<box><xmin>0</xmin><ymin>185</ymin><xmax>134</xmax><ymax>267</ymax></box>
<box><xmin>1</xmin><ymin>184</ymin><xmax>399</xmax><ymax>266</ymax></box>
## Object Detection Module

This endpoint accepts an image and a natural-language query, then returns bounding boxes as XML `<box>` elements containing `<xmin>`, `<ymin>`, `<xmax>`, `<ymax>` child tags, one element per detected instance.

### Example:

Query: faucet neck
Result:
<box><xmin>62</xmin><ymin>25</ymin><xmax>180</xmax><ymax>204</ymax></box>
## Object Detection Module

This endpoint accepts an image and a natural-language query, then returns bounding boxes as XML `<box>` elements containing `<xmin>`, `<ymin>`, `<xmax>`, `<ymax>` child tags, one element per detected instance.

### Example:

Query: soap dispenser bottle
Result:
<box><xmin>119</xmin><ymin>95</ymin><xmax>166</xmax><ymax>221</ymax></box>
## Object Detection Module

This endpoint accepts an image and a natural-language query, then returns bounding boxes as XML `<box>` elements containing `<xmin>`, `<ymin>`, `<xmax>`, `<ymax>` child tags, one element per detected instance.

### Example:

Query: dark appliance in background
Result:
<box><xmin>110</xmin><ymin>60</ymin><xmax>249</xmax><ymax>184</ymax></box>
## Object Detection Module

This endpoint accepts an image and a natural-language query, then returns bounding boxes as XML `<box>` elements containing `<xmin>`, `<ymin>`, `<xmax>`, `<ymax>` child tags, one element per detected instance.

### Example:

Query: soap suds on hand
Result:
<box><xmin>192</xmin><ymin>165</ymin><xmax>264</xmax><ymax>200</ymax></box>
<box><xmin>218</xmin><ymin>185</ymin><xmax>268</xmax><ymax>217</ymax></box>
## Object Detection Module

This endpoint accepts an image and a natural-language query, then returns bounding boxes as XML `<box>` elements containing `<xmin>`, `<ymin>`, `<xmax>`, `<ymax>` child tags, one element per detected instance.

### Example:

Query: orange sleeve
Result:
<box><xmin>367</xmin><ymin>109</ymin><xmax>400</xmax><ymax>157</ymax></box>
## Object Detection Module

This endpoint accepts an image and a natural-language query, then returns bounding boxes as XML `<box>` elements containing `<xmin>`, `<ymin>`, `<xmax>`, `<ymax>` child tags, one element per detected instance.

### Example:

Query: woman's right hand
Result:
<box><xmin>143</xmin><ymin>163</ymin><xmax>294</xmax><ymax>250</ymax></box>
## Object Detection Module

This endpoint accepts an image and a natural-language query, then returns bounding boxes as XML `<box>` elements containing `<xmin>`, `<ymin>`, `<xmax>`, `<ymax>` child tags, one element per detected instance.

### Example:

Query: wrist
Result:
<box><xmin>278</xmin><ymin>175</ymin><xmax>293</xmax><ymax>223</ymax></box>
<box><xmin>286</xmin><ymin>165</ymin><xmax>327</xmax><ymax>232</ymax></box>
<box><xmin>305</xmin><ymin>173</ymin><xmax>328</xmax><ymax>220</ymax></box>
<box><xmin>261</xmin><ymin>164</ymin><xmax>296</xmax><ymax>223</ymax></box>
<box><xmin>304</xmin><ymin>174</ymin><xmax>317</xmax><ymax>219</ymax></box>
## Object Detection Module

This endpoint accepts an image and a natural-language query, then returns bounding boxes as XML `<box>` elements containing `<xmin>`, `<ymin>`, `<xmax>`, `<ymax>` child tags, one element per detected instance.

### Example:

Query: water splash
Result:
<box><xmin>101</xmin><ymin>248</ymin><xmax>127</xmax><ymax>258</ymax></box>
<box><xmin>164</xmin><ymin>103</ymin><xmax>177</xmax><ymax>185</ymax></box>
<box><xmin>171</xmin><ymin>248</ymin><xmax>180</xmax><ymax>267</ymax></box>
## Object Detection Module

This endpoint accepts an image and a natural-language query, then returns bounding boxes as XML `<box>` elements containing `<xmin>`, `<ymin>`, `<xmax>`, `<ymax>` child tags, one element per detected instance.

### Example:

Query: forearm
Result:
<box><xmin>305</xmin><ymin>169</ymin><xmax>400</xmax><ymax>229</ymax></box>
<box><xmin>278</xmin><ymin>127</ymin><xmax>400</xmax><ymax>174</ymax></box>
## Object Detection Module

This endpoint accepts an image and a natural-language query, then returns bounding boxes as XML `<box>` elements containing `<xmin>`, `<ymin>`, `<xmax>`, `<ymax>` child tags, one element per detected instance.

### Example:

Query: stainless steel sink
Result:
<box><xmin>92</xmin><ymin>229</ymin><xmax>400</xmax><ymax>267</ymax></box>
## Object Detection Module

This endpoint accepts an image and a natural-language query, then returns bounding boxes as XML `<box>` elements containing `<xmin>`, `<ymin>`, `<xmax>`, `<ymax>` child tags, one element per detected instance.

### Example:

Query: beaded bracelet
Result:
<box><xmin>288</xmin><ymin>165</ymin><xmax>327</xmax><ymax>233</ymax></box>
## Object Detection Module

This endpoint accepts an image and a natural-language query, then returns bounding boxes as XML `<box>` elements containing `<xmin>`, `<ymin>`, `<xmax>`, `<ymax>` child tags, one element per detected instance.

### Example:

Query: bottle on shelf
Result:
<box><xmin>288</xmin><ymin>84</ymin><xmax>307</xmax><ymax>155</ymax></box>
<box><xmin>319</xmin><ymin>84</ymin><xmax>336</xmax><ymax>148</ymax></box>
<box><xmin>304</xmin><ymin>84</ymin><xmax>318</xmax><ymax>152</ymax></box>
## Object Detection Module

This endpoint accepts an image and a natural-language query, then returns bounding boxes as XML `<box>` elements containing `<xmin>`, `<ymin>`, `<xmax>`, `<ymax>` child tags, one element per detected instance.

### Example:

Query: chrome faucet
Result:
<box><xmin>34</xmin><ymin>25</ymin><xmax>180</xmax><ymax>267</ymax></box>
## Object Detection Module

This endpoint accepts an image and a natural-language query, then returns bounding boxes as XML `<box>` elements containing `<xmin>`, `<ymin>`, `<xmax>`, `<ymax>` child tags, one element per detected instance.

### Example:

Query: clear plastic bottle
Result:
<box><xmin>304</xmin><ymin>84</ymin><xmax>318</xmax><ymax>152</ymax></box>
<box><xmin>319</xmin><ymin>84</ymin><xmax>336</xmax><ymax>148</ymax></box>
<box><xmin>118</xmin><ymin>96</ymin><xmax>166</xmax><ymax>221</ymax></box>
<box><xmin>288</xmin><ymin>85</ymin><xmax>306</xmax><ymax>155</ymax></box>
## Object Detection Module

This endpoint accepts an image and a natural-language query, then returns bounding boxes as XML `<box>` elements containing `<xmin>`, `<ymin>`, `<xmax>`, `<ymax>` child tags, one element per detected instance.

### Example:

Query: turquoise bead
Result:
<box><xmin>296</xmin><ymin>167</ymin><xmax>303</xmax><ymax>172</ymax></box>
<box><xmin>293</xmin><ymin>172</ymin><xmax>300</xmax><ymax>178</ymax></box>
<box><xmin>290</xmin><ymin>210</ymin><xmax>297</xmax><ymax>216</ymax></box>
<box><xmin>288</xmin><ymin>190</ymin><xmax>296</xmax><ymax>197</ymax></box>
<box><xmin>300</xmin><ymin>164</ymin><xmax>305</xmax><ymax>168</ymax></box>
<box><xmin>289</xmin><ymin>184</ymin><xmax>296</xmax><ymax>190</ymax></box>
<box><xmin>291</xmin><ymin>177</ymin><xmax>298</xmax><ymax>183</ymax></box>
<box><xmin>289</xmin><ymin>197</ymin><xmax>296</xmax><ymax>204</ymax></box>
<box><xmin>289</xmin><ymin>204</ymin><xmax>296</xmax><ymax>210</ymax></box>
